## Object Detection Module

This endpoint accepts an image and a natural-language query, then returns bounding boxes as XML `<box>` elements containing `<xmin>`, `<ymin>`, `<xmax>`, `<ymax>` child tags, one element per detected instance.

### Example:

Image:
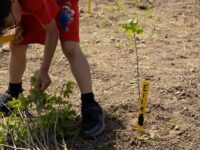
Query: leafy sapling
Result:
<box><xmin>122</xmin><ymin>19</ymin><xmax>150</xmax><ymax>131</ymax></box>
<box><xmin>122</xmin><ymin>18</ymin><xmax>143</xmax><ymax>99</ymax></box>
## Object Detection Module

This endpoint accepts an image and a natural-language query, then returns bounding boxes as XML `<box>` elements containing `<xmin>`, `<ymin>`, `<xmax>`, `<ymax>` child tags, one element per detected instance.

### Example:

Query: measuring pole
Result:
<box><xmin>88</xmin><ymin>0</ymin><xmax>91</xmax><ymax>14</ymax></box>
<box><xmin>137</xmin><ymin>80</ymin><xmax>150</xmax><ymax>131</ymax></box>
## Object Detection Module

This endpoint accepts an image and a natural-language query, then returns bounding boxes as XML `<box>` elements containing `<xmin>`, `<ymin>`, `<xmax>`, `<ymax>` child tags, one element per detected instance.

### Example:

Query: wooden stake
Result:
<box><xmin>137</xmin><ymin>80</ymin><xmax>150</xmax><ymax>131</ymax></box>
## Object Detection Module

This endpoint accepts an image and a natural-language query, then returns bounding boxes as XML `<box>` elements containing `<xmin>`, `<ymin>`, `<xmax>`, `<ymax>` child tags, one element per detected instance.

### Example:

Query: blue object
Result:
<box><xmin>60</xmin><ymin>11</ymin><xmax>71</xmax><ymax>30</ymax></box>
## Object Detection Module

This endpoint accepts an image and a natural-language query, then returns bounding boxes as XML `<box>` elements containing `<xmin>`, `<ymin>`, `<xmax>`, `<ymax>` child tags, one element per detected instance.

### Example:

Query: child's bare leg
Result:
<box><xmin>61</xmin><ymin>41</ymin><xmax>105</xmax><ymax>137</ymax></box>
<box><xmin>9</xmin><ymin>44</ymin><xmax>28</xmax><ymax>83</ymax></box>
<box><xmin>0</xmin><ymin>44</ymin><xmax>28</xmax><ymax>113</ymax></box>
<box><xmin>61</xmin><ymin>41</ymin><xmax>92</xmax><ymax>94</ymax></box>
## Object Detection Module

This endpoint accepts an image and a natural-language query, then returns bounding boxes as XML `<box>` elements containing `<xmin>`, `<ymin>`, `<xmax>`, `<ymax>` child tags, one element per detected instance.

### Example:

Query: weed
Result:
<box><xmin>0</xmin><ymin>73</ymin><xmax>77</xmax><ymax>149</ymax></box>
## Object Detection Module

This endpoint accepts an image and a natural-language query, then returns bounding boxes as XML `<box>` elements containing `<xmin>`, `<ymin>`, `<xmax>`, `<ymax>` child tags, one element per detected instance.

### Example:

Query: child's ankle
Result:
<box><xmin>81</xmin><ymin>92</ymin><xmax>97</xmax><ymax>106</ymax></box>
<box><xmin>7</xmin><ymin>82</ymin><xmax>23</xmax><ymax>97</ymax></box>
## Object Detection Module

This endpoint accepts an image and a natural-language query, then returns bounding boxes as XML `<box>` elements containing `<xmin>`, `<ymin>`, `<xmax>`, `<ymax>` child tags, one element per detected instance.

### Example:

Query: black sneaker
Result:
<box><xmin>0</xmin><ymin>92</ymin><xmax>13</xmax><ymax>114</ymax></box>
<box><xmin>81</xmin><ymin>103</ymin><xmax>105</xmax><ymax>138</ymax></box>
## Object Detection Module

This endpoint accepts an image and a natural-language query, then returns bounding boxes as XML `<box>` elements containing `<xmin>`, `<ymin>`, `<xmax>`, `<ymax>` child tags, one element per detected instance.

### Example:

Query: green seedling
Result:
<box><xmin>122</xmin><ymin>18</ymin><xmax>144</xmax><ymax>98</ymax></box>
<box><xmin>122</xmin><ymin>19</ymin><xmax>150</xmax><ymax>132</ymax></box>
<box><xmin>122</xmin><ymin>18</ymin><xmax>143</xmax><ymax>38</ymax></box>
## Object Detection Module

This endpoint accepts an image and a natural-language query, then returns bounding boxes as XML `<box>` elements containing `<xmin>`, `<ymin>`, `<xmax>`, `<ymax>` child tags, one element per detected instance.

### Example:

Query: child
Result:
<box><xmin>0</xmin><ymin>0</ymin><xmax>105</xmax><ymax>138</ymax></box>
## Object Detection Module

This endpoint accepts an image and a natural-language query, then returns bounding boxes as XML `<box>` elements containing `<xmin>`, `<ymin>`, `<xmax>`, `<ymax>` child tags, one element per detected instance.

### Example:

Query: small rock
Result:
<box><xmin>174</xmin><ymin>126</ymin><xmax>180</xmax><ymax>130</ymax></box>
<box><xmin>128</xmin><ymin>106</ymin><xmax>134</xmax><ymax>112</ymax></box>
<box><xmin>137</xmin><ymin>3</ymin><xmax>148</xmax><ymax>10</ymax></box>
<box><xmin>146</xmin><ymin>108</ymin><xmax>150</xmax><ymax>113</ymax></box>
<box><xmin>170</xmin><ymin>124</ymin><xmax>175</xmax><ymax>130</ymax></box>
<box><xmin>175</xmin><ymin>91</ymin><xmax>181</xmax><ymax>95</ymax></box>
<box><xmin>177</xmin><ymin>131</ymin><xmax>183</xmax><ymax>136</ymax></box>
<box><xmin>170</xmin><ymin>63</ymin><xmax>175</xmax><ymax>66</ymax></box>
<box><xmin>190</xmin><ymin>68</ymin><xmax>195</xmax><ymax>73</ymax></box>
<box><xmin>110</xmin><ymin>38</ymin><xmax>116</xmax><ymax>42</ymax></box>
<box><xmin>129</xmin><ymin>137</ymin><xmax>137</xmax><ymax>146</ymax></box>
<box><xmin>79</xmin><ymin>9</ymin><xmax>85</xmax><ymax>13</ymax></box>
<box><xmin>148</xmin><ymin>0</ymin><xmax>154</xmax><ymax>5</ymax></box>
<box><xmin>180</xmin><ymin>91</ymin><xmax>186</xmax><ymax>96</ymax></box>
<box><xmin>170</xmin><ymin>130</ymin><xmax>183</xmax><ymax>136</ymax></box>
<box><xmin>135</xmin><ymin>36</ymin><xmax>140</xmax><ymax>41</ymax></box>
<box><xmin>1</xmin><ymin>44</ymin><xmax>10</xmax><ymax>52</ymax></box>
<box><xmin>150</xmin><ymin>132</ymin><xmax>157</xmax><ymax>139</ymax></box>
<box><xmin>95</xmin><ymin>24</ymin><xmax>100</xmax><ymax>28</ymax></box>
<box><xmin>155</xmin><ymin>49</ymin><xmax>161</xmax><ymax>53</ymax></box>
<box><xmin>128</xmin><ymin>48</ymin><xmax>134</xmax><ymax>53</ymax></box>
<box><xmin>95</xmin><ymin>40</ymin><xmax>101</xmax><ymax>43</ymax></box>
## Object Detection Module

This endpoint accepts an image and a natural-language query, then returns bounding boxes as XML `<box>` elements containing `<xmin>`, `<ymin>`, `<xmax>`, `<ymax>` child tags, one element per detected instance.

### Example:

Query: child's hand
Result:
<box><xmin>11</xmin><ymin>26</ymin><xmax>24</xmax><ymax>45</ymax></box>
<box><xmin>37</xmin><ymin>70</ymin><xmax>52</xmax><ymax>91</ymax></box>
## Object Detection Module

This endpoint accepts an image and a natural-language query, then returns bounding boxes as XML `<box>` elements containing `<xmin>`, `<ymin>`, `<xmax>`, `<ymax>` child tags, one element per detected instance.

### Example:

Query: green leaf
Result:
<box><xmin>122</xmin><ymin>18</ymin><xmax>143</xmax><ymax>36</ymax></box>
<box><xmin>127</xmin><ymin>30</ymin><xmax>133</xmax><ymax>38</ymax></box>
<box><xmin>63</xmin><ymin>81</ymin><xmax>74</xmax><ymax>98</ymax></box>
<box><xmin>137</xmin><ymin>28</ymin><xmax>144</xmax><ymax>34</ymax></box>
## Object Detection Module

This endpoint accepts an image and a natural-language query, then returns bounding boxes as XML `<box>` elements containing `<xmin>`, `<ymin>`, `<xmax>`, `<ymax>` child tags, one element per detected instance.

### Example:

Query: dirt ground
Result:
<box><xmin>0</xmin><ymin>0</ymin><xmax>200</xmax><ymax>149</ymax></box>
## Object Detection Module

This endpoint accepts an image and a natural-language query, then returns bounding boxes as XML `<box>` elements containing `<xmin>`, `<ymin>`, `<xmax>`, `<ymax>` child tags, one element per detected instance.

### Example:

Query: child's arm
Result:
<box><xmin>37</xmin><ymin>19</ymin><xmax>59</xmax><ymax>91</ymax></box>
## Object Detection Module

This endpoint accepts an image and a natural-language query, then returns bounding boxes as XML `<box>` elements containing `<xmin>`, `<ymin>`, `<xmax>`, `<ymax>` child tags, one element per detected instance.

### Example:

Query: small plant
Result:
<box><xmin>122</xmin><ymin>18</ymin><xmax>143</xmax><ymax>38</ymax></box>
<box><xmin>0</xmin><ymin>73</ymin><xmax>78</xmax><ymax>149</ymax></box>
<box><xmin>122</xmin><ymin>18</ymin><xmax>143</xmax><ymax>97</ymax></box>
<box><xmin>122</xmin><ymin>19</ymin><xmax>150</xmax><ymax>132</ymax></box>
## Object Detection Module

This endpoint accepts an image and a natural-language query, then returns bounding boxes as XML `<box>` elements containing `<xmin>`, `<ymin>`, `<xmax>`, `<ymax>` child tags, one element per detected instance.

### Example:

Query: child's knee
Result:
<box><xmin>61</xmin><ymin>41</ymin><xmax>80</xmax><ymax>58</ymax></box>
<box><xmin>10</xmin><ymin>44</ymin><xmax>28</xmax><ymax>57</ymax></box>
<box><xmin>63</xmin><ymin>47</ymin><xmax>76</xmax><ymax>58</ymax></box>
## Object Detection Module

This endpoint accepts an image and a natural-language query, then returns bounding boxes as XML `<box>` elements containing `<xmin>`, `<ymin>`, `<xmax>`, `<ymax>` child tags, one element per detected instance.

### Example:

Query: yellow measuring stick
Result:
<box><xmin>88</xmin><ymin>0</ymin><xmax>91</xmax><ymax>14</ymax></box>
<box><xmin>137</xmin><ymin>80</ymin><xmax>150</xmax><ymax>131</ymax></box>
<box><xmin>0</xmin><ymin>35</ymin><xmax>14</xmax><ymax>45</ymax></box>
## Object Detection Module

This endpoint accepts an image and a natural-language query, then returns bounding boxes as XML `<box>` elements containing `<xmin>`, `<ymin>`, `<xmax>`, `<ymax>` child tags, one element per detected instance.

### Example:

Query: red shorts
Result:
<box><xmin>20</xmin><ymin>0</ymin><xmax>79</xmax><ymax>45</ymax></box>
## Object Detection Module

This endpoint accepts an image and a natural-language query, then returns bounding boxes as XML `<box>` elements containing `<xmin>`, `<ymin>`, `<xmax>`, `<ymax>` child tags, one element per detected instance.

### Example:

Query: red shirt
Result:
<box><xmin>19</xmin><ymin>0</ymin><xmax>59</xmax><ymax>25</ymax></box>
<box><xmin>19</xmin><ymin>0</ymin><xmax>80</xmax><ymax>44</ymax></box>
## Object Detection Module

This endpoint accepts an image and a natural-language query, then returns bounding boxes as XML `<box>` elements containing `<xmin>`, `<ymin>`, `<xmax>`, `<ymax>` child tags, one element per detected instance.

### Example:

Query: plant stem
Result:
<box><xmin>133</xmin><ymin>33</ymin><xmax>141</xmax><ymax>101</ymax></box>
